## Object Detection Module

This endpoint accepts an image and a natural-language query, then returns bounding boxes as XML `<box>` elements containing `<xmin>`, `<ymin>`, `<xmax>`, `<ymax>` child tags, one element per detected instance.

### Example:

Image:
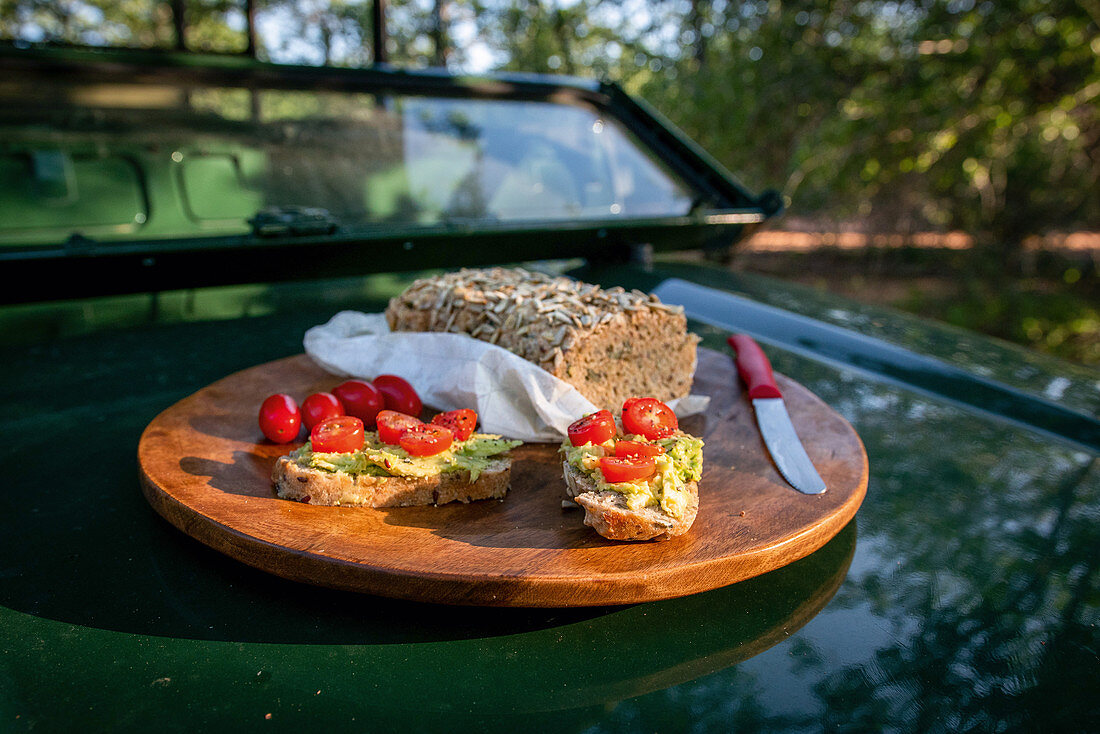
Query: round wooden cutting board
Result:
<box><xmin>138</xmin><ymin>347</ymin><xmax>868</xmax><ymax>607</ymax></box>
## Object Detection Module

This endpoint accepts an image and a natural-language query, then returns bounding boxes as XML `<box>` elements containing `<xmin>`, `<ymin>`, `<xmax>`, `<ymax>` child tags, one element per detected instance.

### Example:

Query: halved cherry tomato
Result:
<box><xmin>567</xmin><ymin>409</ymin><xmax>617</xmax><ymax>447</ymax></box>
<box><xmin>310</xmin><ymin>415</ymin><xmax>365</xmax><ymax>454</ymax></box>
<box><xmin>431</xmin><ymin>408</ymin><xmax>478</xmax><ymax>442</ymax></box>
<box><xmin>376</xmin><ymin>410</ymin><xmax>424</xmax><ymax>445</ymax></box>
<box><xmin>372</xmin><ymin>374</ymin><xmax>422</xmax><ymax>418</ymax></box>
<box><xmin>614</xmin><ymin>440</ymin><xmax>664</xmax><ymax>458</ymax></box>
<box><xmin>301</xmin><ymin>392</ymin><xmax>345</xmax><ymax>431</ymax></box>
<box><xmin>258</xmin><ymin>393</ymin><xmax>301</xmax><ymax>444</ymax></box>
<box><xmin>621</xmin><ymin>397</ymin><xmax>678</xmax><ymax>440</ymax></box>
<box><xmin>399</xmin><ymin>423</ymin><xmax>454</xmax><ymax>457</ymax></box>
<box><xmin>333</xmin><ymin>380</ymin><xmax>384</xmax><ymax>427</ymax></box>
<box><xmin>599</xmin><ymin>455</ymin><xmax>657</xmax><ymax>483</ymax></box>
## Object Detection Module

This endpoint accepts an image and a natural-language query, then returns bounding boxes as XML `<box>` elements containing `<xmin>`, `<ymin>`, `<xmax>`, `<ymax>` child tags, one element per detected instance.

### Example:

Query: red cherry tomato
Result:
<box><xmin>300</xmin><ymin>392</ymin><xmax>345</xmax><ymax>431</ymax></box>
<box><xmin>258</xmin><ymin>393</ymin><xmax>301</xmax><ymax>444</ymax></box>
<box><xmin>621</xmin><ymin>397</ymin><xmax>678</xmax><ymax>440</ymax></box>
<box><xmin>372</xmin><ymin>374</ymin><xmax>422</xmax><ymax>418</ymax></box>
<box><xmin>399</xmin><ymin>423</ymin><xmax>454</xmax><ymax>457</ymax></box>
<box><xmin>376</xmin><ymin>410</ymin><xmax>424</xmax><ymax>445</ymax></box>
<box><xmin>567</xmin><ymin>409</ymin><xmax>617</xmax><ymax>447</ymax></box>
<box><xmin>332</xmin><ymin>380</ymin><xmax>384</xmax><ymax>427</ymax></box>
<box><xmin>310</xmin><ymin>415</ymin><xmax>365</xmax><ymax>454</ymax></box>
<box><xmin>614</xmin><ymin>440</ymin><xmax>664</xmax><ymax>458</ymax></box>
<box><xmin>599</xmin><ymin>455</ymin><xmax>657</xmax><ymax>483</ymax></box>
<box><xmin>431</xmin><ymin>409</ymin><xmax>478</xmax><ymax>442</ymax></box>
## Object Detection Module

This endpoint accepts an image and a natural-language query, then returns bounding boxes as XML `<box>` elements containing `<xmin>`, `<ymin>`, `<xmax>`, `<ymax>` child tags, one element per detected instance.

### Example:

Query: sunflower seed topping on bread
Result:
<box><xmin>384</xmin><ymin>267</ymin><xmax>700</xmax><ymax>410</ymax></box>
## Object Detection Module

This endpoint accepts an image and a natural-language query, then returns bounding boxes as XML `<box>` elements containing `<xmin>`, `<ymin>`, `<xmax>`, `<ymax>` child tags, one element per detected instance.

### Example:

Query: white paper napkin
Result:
<box><xmin>303</xmin><ymin>311</ymin><xmax>709</xmax><ymax>443</ymax></box>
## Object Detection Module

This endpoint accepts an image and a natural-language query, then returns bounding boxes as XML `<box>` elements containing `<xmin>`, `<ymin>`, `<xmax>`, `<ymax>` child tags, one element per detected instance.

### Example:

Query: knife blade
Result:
<box><xmin>728</xmin><ymin>334</ymin><xmax>827</xmax><ymax>495</ymax></box>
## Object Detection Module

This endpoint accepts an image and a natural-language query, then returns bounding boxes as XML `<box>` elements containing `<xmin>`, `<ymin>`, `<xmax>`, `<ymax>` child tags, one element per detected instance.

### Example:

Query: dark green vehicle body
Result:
<box><xmin>2</xmin><ymin>46</ymin><xmax>1098</xmax><ymax>733</ymax></box>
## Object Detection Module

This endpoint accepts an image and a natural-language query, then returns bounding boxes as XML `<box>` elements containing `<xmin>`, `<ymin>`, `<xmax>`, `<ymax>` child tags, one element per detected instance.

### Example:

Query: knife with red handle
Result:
<box><xmin>728</xmin><ymin>334</ymin><xmax>827</xmax><ymax>494</ymax></box>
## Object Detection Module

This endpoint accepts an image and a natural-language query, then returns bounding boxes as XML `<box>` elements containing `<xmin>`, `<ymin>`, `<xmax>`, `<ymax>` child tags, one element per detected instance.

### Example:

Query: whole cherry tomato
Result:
<box><xmin>372</xmin><ymin>374</ymin><xmax>422</xmax><ymax>417</ymax></box>
<box><xmin>301</xmin><ymin>392</ymin><xmax>345</xmax><ymax>431</ymax></box>
<box><xmin>376</xmin><ymin>410</ymin><xmax>424</xmax><ymax>445</ymax></box>
<box><xmin>333</xmin><ymin>380</ymin><xmax>384</xmax><ymax>427</ymax></box>
<box><xmin>258</xmin><ymin>393</ymin><xmax>301</xmax><ymax>444</ymax></box>
<box><xmin>311</xmin><ymin>415</ymin><xmax>365</xmax><ymax>454</ymax></box>
<box><xmin>431</xmin><ymin>408</ymin><xmax>478</xmax><ymax>442</ymax></box>
<box><xmin>621</xmin><ymin>397</ymin><xmax>678</xmax><ymax>440</ymax></box>
<box><xmin>599</xmin><ymin>455</ymin><xmax>657</xmax><ymax>483</ymax></box>
<box><xmin>567</xmin><ymin>409</ymin><xmax>617</xmax><ymax>447</ymax></box>
<box><xmin>399</xmin><ymin>423</ymin><xmax>454</xmax><ymax>457</ymax></box>
<box><xmin>614</xmin><ymin>440</ymin><xmax>664</xmax><ymax>458</ymax></box>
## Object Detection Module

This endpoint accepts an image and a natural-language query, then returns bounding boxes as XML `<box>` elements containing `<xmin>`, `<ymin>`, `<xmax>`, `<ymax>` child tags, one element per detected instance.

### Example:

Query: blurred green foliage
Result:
<box><xmin>926</xmin><ymin>253</ymin><xmax>1100</xmax><ymax>365</ymax></box>
<box><xmin>733</xmin><ymin>244</ymin><xmax>1100</xmax><ymax>364</ymax></box>
<box><xmin>475</xmin><ymin>0</ymin><xmax>1099</xmax><ymax>254</ymax></box>
<box><xmin>2</xmin><ymin>0</ymin><xmax>1098</xmax><ymax>361</ymax></box>
<box><xmin>4</xmin><ymin>0</ymin><xmax>1095</xmax><ymax>248</ymax></box>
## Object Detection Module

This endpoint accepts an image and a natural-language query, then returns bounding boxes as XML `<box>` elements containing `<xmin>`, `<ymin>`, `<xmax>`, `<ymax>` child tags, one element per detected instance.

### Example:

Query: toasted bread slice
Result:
<box><xmin>562</xmin><ymin>461</ymin><xmax>698</xmax><ymax>541</ymax></box>
<box><xmin>273</xmin><ymin>455</ymin><xmax>512</xmax><ymax>507</ymax></box>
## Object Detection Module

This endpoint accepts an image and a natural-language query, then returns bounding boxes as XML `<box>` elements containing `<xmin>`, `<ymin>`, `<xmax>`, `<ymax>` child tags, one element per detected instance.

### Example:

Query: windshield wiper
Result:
<box><xmin>249</xmin><ymin>206</ymin><xmax>339</xmax><ymax>237</ymax></box>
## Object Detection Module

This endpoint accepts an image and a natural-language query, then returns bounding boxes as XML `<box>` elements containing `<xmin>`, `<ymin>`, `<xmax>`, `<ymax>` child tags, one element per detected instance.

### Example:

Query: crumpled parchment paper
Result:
<box><xmin>304</xmin><ymin>311</ymin><xmax>709</xmax><ymax>443</ymax></box>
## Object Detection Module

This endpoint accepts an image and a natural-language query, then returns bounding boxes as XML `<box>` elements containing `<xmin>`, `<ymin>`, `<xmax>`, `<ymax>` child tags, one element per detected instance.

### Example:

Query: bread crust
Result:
<box><xmin>384</xmin><ymin>267</ymin><xmax>699</xmax><ymax>410</ymax></box>
<box><xmin>562</xmin><ymin>461</ymin><xmax>698</xmax><ymax>541</ymax></box>
<box><xmin>273</xmin><ymin>456</ymin><xmax>512</xmax><ymax>507</ymax></box>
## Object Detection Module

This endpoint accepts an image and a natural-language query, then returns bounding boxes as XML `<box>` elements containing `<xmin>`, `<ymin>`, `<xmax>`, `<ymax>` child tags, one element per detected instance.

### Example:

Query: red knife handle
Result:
<box><xmin>727</xmin><ymin>334</ymin><xmax>782</xmax><ymax>399</ymax></box>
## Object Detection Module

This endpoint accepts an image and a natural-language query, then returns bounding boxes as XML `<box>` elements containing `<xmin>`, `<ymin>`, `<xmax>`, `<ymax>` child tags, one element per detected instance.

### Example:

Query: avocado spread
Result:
<box><xmin>292</xmin><ymin>433</ymin><xmax>522</xmax><ymax>481</ymax></box>
<box><xmin>560</xmin><ymin>432</ymin><xmax>704</xmax><ymax>519</ymax></box>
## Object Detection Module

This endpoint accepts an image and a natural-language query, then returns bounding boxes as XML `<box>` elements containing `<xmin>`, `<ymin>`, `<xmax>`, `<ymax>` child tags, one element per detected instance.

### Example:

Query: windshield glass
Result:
<box><xmin>0</xmin><ymin>74</ymin><xmax>695</xmax><ymax>245</ymax></box>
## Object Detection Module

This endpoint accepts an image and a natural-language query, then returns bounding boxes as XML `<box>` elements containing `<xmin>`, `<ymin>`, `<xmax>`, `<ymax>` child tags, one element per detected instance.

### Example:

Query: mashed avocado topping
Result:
<box><xmin>292</xmin><ymin>433</ymin><xmax>522</xmax><ymax>481</ymax></box>
<box><xmin>560</xmin><ymin>432</ymin><xmax>704</xmax><ymax>518</ymax></box>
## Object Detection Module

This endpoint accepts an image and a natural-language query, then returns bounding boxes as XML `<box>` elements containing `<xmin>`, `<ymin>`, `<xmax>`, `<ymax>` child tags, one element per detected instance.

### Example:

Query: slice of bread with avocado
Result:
<box><xmin>562</xmin><ymin>460</ymin><xmax>699</xmax><ymax>541</ymax></box>
<box><xmin>273</xmin><ymin>432</ymin><xmax>521</xmax><ymax>508</ymax></box>
<box><xmin>274</xmin><ymin>454</ymin><xmax>512</xmax><ymax>507</ymax></box>
<box><xmin>560</xmin><ymin>426</ymin><xmax>704</xmax><ymax>542</ymax></box>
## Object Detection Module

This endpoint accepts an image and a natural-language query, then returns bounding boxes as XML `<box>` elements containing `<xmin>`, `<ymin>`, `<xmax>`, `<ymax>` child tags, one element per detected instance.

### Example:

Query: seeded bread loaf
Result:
<box><xmin>273</xmin><ymin>455</ymin><xmax>512</xmax><ymax>507</ymax></box>
<box><xmin>384</xmin><ymin>268</ymin><xmax>699</xmax><ymax>410</ymax></box>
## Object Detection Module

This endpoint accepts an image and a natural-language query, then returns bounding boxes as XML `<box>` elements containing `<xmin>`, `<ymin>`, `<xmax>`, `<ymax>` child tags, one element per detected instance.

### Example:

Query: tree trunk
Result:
<box><xmin>552</xmin><ymin>9</ymin><xmax>576</xmax><ymax>75</ymax></box>
<box><xmin>687</xmin><ymin>0</ymin><xmax>708</xmax><ymax>68</ymax></box>
<box><xmin>431</xmin><ymin>0</ymin><xmax>451</xmax><ymax>68</ymax></box>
